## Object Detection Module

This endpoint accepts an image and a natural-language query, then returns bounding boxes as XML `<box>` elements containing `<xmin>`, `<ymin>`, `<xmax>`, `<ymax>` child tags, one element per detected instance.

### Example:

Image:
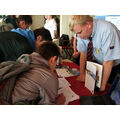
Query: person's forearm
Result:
<box><xmin>73</xmin><ymin>38</ymin><xmax>77</xmax><ymax>52</ymax></box>
<box><xmin>80</xmin><ymin>52</ymin><xmax>87</xmax><ymax>81</ymax></box>
<box><xmin>101</xmin><ymin>60</ymin><xmax>114</xmax><ymax>90</ymax></box>
<box><xmin>80</xmin><ymin>52</ymin><xmax>86</xmax><ymax>73</ymax></box>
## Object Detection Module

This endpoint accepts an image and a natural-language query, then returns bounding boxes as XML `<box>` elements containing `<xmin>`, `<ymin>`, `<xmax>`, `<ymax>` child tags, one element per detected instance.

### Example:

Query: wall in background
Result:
<box><xmin>60</xmin><ymin>15</ymin><xmax>74</xmax><ymax>40</ymax></box>
<box><xmin>31</xmin><ymin>15</ymin><xmax>44</xmax><ymax>30</ymax></box>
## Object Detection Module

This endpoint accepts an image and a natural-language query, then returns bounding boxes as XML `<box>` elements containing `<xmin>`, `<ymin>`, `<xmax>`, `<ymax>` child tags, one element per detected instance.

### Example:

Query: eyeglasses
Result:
<box><xmin>76</xmin><ymin>30</ymin><xmax>82</xmax><ymax>35</ymax></box>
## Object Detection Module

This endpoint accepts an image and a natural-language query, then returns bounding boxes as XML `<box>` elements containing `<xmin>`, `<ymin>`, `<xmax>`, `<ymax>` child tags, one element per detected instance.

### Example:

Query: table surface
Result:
<box><xmin>61</xmin><ymin>60</ymin><xmax>110</xmax><ymax>105</ymax></box>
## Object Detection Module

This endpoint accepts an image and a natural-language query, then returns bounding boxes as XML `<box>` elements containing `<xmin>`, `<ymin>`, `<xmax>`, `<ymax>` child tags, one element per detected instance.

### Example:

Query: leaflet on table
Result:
<box><xmin>58</xmin><ymin>86</ymin><xmax>79</xmax><ymax>105</ymax></box>
<box><xmin>58</xmin><ymin>77</ymin><xmax>79</xmax><ymax>104</ymax></box>
<box><xmin>56</xmin><ymin>68</ymin><xmax>73</xmax><ymax>77</ymax></box>
<box><xmin>58</xmin><ymin>77</ymin><xmax>71</xmax><ymax>89</ymax></box>
<box><xmin>56</xmin><ymin>66</ymin><xmax>80</xmax><ymax>78</ymax></box>
<box><xmin>85</xmin><ymin>61</ymin><xmax>103</xmax><ymax>94</ymax></box>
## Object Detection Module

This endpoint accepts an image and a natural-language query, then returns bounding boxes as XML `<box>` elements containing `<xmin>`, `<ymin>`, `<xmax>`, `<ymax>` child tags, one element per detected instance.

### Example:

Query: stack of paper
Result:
<box><xmin>58</xmin><ymin>77</ymin><xmax>71</xmax><ymax>89</ymax></box>
<box><xmin>58</xmin><ymin>77</ymin><xmax>79</xmax><ymax>104</ymax></box>
<box><xmin>56</xmin><ymin>68</ymin><xmax>73</xmax><ymax>77</ymax></box>
<box><xmin>85</xmin><ymin>61</ymin><xmax>103</xmax><ymax>94</ymax></box>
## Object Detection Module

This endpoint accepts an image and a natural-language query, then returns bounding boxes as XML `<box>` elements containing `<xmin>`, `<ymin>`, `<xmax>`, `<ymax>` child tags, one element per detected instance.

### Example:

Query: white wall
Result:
<box><xmin>31</xmin><ymin>15</ymin><xmax>44</xmax><ymax>30</ymax></box>
<box><xmin>60</xmin><ymin>15</ymin><xmax>74</xmax><ymax>40</ymax></box>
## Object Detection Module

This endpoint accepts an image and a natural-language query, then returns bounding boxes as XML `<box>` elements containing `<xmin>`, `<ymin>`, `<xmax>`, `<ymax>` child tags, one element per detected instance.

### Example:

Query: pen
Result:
<box><xmin>96</xmin><ymin>49</ymin><xmax>100</xmax><ymax>55</ymax></box>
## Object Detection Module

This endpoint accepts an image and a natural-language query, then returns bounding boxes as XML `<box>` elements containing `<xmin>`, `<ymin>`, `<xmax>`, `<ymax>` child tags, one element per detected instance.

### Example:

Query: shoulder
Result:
<box><xmin>51</xmin><ymin>19</ymin><xmax>57</xmax><ymax>24</ymax></box>
<box><xmin>95</xmin><ymin>19</ymin><xmax>118</xmax><ymax>33</ymax></box>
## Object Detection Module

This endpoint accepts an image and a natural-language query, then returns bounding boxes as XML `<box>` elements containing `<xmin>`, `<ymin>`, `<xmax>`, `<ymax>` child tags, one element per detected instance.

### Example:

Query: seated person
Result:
<box><xmin>11</xmin><ymin>15</ymin><xmax>35</xmax><ymax>50</ymax></box>
<box><xmin>0</xmin><ymin>31</ymin><xmax>33</xmax><ymax>62</ymax></box>
<box><xmin>16</xmin><ymin>15</ymin><xmax>32</xmax><ymax>30</ymax></box>
<box><xmin>0</xmin><ymin>28</ymin><xmax>52</xmax><ymax>62</ymax></box>
<box><xmin>33</xmin><ymin>27</ymin><xmax>52</xmax><ymax>51</ymax></box>
<box><xmin>12</xmin><ymin>41</ymin><xmax>65</xmax><ymax>105</ymax></box>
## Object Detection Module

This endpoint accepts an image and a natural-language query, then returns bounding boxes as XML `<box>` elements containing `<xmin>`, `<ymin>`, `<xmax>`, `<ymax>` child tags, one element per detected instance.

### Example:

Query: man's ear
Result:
<box><xmin>36</xmin><ymin>35</ymin><xmax>42</xmax><ymax>42</ymax></box>
<box><xmin>86</xmin><ymin>21</ymin><xmax>92</xmax><ymax>28</ymax></box>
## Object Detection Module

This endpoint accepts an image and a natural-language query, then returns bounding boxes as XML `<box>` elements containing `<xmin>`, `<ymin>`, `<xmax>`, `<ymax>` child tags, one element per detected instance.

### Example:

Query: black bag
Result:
<box><xmin>59</xmin><ymin>34</ymin><xmax>69</xmax><ymax>46</ymax></box>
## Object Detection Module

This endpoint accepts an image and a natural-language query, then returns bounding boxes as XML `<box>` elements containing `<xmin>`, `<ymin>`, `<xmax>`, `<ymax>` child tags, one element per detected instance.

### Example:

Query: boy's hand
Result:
<box><xmin>56</xmin><ymin>93</ymin><xmax>66</xmax><ymax>105</ymax></box>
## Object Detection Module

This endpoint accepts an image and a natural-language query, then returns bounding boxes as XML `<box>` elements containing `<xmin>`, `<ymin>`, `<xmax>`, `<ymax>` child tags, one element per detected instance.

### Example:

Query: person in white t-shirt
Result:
<box><xmin>44</xmin><ymin>15</ymin><xmax>58</xmax><ymax>39</ymax></box>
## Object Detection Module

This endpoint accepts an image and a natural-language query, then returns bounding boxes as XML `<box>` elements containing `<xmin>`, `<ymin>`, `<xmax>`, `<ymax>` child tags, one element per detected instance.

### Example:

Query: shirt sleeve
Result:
<box><xmin>102</xmin><ymin>29</ymin><xmax>120</xmax><ymax>61</ymax></box>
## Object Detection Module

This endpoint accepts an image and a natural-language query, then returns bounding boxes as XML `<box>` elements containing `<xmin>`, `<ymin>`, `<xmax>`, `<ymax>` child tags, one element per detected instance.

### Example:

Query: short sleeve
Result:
<box><xmin>102</xmin><ymin>30</ymin><xmax>120</xmax><ymax>61</ymax></box>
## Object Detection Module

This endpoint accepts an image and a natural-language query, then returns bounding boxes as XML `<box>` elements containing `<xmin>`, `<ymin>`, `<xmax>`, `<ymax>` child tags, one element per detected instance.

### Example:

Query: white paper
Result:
<box><xmin>85</xmin><ymin>71</ymin><xmax>96</xmax><ymax>94</ymax></box>
<box><xmin>85</xmin><ymin>61</ymin><xmax>96</xmax><ymax>94</ymax></box>
<box><xmin>92</xmin><ymin>62</ymin><xmax>103</xmax><ymax>88</ymax></box>
<box><xmin>56</xmin><ymin>68</ymin><xmax>73</xmax><ymax>77</ymax></box>
<box><xmin>86</xmin><ymin>61</ymin><xmax>96</xmax><ymax>75</ymax></box>
<box><xmin>85</xmin><ymin>61</ymin><xmax>103</xmax><ymax>94</ymax></box>
<box><xmin>58</xmin><ymin>86</ymin><xmax>79</xmax><ymax>105</ymax></box>
<box><xmin>58</xmin><ymin>77</ymin><xmax>71</xmax><ymax>89</ymax></box>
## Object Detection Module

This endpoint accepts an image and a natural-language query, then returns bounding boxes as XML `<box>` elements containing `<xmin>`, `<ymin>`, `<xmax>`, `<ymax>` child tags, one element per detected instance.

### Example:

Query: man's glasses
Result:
<box><xmin>76</xmin><ymin>30</ymin><xmax>82</xmax><ymax>35</ymax></box>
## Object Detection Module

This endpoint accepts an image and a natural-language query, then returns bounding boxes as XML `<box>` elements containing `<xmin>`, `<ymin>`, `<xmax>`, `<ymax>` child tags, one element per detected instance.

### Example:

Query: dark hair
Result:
<box><xmin>33</xmin><ymin>27</ymin><xmax>52</xmax><ymax>41</ymax></box>
<box><xmin>17</xmin><ymin>15</ymin><xmax>32</xmax><ymax>25</ymax></box>
<box><xmin>38</xmin><ymin>41</ymin><xmax>60</xmax><ymax>60</ymax></box>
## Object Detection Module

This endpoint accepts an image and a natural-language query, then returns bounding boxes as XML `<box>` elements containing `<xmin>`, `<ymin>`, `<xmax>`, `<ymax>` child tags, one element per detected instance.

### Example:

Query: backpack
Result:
<box><xmin>0</xmin><ymin>61</ymin><xmax>40</xmax><ymax>105</ymax></box>
<box><xmin>59</xmin><ymin>34</ymin><xmax>69</xmax><ymax>46</ymax></box>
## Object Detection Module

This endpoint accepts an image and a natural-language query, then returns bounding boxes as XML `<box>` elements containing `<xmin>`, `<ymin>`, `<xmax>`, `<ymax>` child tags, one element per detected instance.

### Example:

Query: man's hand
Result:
<box><xmin>73</xmin><ymin>52</ymin><xmax>80</xmax><ymax>58</ymax></box>
<box><xmin>76</xmin><ymin>73</ymin><xmax>85</xmax><ymax>82</ymax></box>
<box><xmin>100</xmin><ymin>60</ymin><xmax>114</xmax><ymax>92</ymax></box>
<box><xmin>100</xmin><ymin>83</ymin><xmax>106</xmax><ymax>91</ymax></box>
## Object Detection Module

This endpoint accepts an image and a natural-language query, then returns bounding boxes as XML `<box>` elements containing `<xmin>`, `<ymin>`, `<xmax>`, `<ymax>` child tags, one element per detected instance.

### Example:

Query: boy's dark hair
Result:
<box><xmin>17</xmin><ymin>15</ymin><xmax>32</xmax><ymax>25</ymax></box>
<box><xmin>38</xmin><ymin>41</ymin><xmax>60</xmax><ymax>60</ymax></box>
<box><xmin>33</xmin><ymin>27</ymin><xmax>52</xmax><ymax>41</ymax></box>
